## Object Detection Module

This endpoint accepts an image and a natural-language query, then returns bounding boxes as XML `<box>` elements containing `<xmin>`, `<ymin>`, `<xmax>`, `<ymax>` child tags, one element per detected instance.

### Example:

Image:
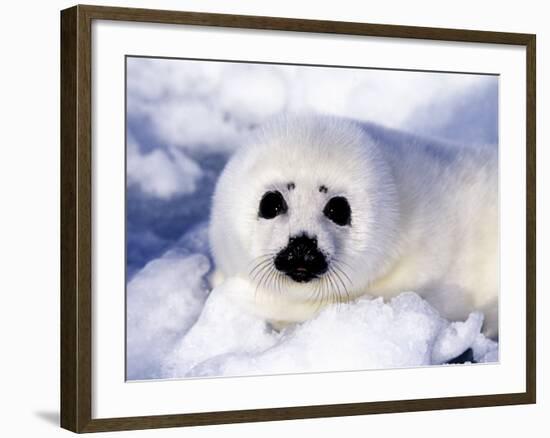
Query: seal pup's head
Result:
<box><xmin>209</xmin><ymin>115</ymin><xmax>399</xmax><ymax>322</ymax></box>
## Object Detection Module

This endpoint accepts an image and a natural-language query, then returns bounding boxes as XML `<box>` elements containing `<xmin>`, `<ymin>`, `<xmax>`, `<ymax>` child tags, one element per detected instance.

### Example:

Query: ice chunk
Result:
<box><xmin>160</xmin><ymin>283</ymin><xmax>497</xmax><ymax>379</ymax></box>
<box><xmin>431</xmin><ymin>311</ymin><xmax>484</xmax><ymax>364</ymax></box>
<box><xmin>471</xmin><ymin>333</ymin><xmax>500</xmax><ymax>363</ymax></box>
<box><xmin>126</xmin><ymin>253</ymin><xmax>211</xmax><ymax>380</ymax></box>
<box><xmin>161</xmin><ymin>277</ymin><xmax>277</xmax><ymax>378</ymax></box>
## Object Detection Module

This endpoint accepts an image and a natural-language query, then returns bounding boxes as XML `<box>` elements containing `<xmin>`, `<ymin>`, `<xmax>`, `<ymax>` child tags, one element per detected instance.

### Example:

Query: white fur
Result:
<box><xmin>209</xmin><ymin>115</ymin><xmax>498</xmax><ymax>337</ymax></box>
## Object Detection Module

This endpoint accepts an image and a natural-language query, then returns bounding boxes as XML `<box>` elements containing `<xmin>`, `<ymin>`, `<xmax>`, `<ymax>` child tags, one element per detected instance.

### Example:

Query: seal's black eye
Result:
<box><xmin>323</xmin><ymin>196</ymin><xmax>351</xmax><ymax>226</ymax></box>
<box><xmin>259</xmin><ymin>191</ymin><xmax>288</xmax><ymax>219</ymax></box>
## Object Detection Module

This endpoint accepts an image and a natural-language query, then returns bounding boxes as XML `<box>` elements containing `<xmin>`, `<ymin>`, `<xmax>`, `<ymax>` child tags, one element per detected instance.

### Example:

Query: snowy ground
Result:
<box><xmin>127</xmin><ymin>248</ymin><xmax>498</xmax><ymax>381</ymax></box>
<box><xmin>125</xmin><ymin>57</ymin><xmax>499</xmax><ymax>380</ymax></box>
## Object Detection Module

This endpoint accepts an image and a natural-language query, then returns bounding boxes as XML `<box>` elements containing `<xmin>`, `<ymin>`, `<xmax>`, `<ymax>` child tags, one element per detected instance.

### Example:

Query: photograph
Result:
<box><xmin>57</xmin><ymin>3</ymin><xmax>536</xmax><ymax>433</ymax></box>
<box><xmin>125</xmin><ymin>56</ymin><xmax>500</xmax><ymax>381</ymax></box>
<box><xmin>0</xmin><ymin>0</ymin><xmax>543</xmax><ymax>434</ymax></box>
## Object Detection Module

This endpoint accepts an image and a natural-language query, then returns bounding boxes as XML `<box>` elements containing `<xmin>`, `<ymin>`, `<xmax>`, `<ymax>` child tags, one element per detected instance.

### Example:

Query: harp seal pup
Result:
<box><xmin>209</xmin><ymin>115</ymin><xmax>498</xmax><ymax>337</ymax></box>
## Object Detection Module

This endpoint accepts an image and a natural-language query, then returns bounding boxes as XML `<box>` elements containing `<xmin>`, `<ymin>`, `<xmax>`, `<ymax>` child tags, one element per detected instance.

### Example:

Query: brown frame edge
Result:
<box><xmin>60</xmin><ymin>4</ymin><xmax>536</xmax><ymax>433</ymax></box>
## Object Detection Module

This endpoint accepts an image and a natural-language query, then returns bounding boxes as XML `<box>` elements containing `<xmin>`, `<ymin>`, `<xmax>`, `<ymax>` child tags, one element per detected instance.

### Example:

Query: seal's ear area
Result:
<box><xmin>258</xmin><ymin>190</ymin><xmax>288</xmax><ymax>219</ymax></box>
<box><xmin>323</xmin><ymin>196</ymin><xmax>352</xmax><ymax>226</ymax></box>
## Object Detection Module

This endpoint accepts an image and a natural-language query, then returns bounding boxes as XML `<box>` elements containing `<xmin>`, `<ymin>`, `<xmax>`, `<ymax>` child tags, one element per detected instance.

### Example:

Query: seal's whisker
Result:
<box><xmin>264</xmin><ymin>268</ymin><xmax>274</xmax><ymax>294</ymax></box>
<box><xmin>250</xmin><ymin>261</ymin><xmax>271</xmax><ymax>282</ymax></box>
<box><xmin>258</xmin><ymin>264</ymin><xmax>273</xmax><ymax>292</ymax></box>
<box><xmin>333</xmin><ymin>268</ymin><xmax>347</xmax><ymax>306</ymax></box>
<box><xmin>249</xmin><ymin>258</ymin><xmax>274</xmax><ymax>278</ymax></box>
<box><xmin>252</xmin><ymin>267</ymin><xmax>266</xmax><ymax>301</ymax></box>
<box><xmin>332</xmin><ymin>261</ymin><xmax>353</xmax><ymax>286</ymax></box>
<box><xmin>326</xmin><ymin>270</ymin><xmax>334</xmax><ymax>302</ymax></box>
<box><xmin>309</xmin><ymin>276</ymin><xmax>322</xmax><ymax>307</ymax></box>
<box><xmin>248</xmin><ymin>252</ymin><xmax>276</xmax><ymax>264</ymax></box>
<box><xmin>331</xmin><ymin>267</ymin><xmax>351</xmax><ymax>303</ymax></box>
<box><xmin>279</xmin><ymin>272</ymin><xmax>287</xmax><ymax>295</ymax></box>
<box><xmin>308</xmin><ymin>281</ymin><xmax>317</xmax><ymax>304</ymax></box>
<box><xmin>332</xmin><ymin>257</ymin><xmax>356</xmax><ymax>273</ymax></box>
<box><xmin>330</xmin><ymin>269</ymin><xmax>342</xmax><ymax>305</ymax></box>
<box><xmin>273</xmin><ymin>271</ymin><xmax>281</xmax><ymax>295</ymax></box>
<box><xmin>325</xmin><ymin>270</ymin><xmax>339</xmax><ymax>306</ymax></box>
<box><xmin>315</xmin><ymin>276</ymin><xmax>327</xmax><ymax>311</ymax></box>
<box><xmin>253</xmin><ymin>264</ymin><xmax>273</xmax><ymax>300</ymax></box>
<box><xmin>248</xmin><ymin>252</ymin><xmax>277</xmax><ymax>264</ymax></box>
<box><xmin>273</xmin><ymin>271</ymin><xmax>279</xmax><ymax>294</ymax></box>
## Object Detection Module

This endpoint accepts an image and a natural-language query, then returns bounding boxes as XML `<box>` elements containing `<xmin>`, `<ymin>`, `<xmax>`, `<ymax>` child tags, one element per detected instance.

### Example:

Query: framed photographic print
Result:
<box><xmin>60</xmin><ymin>4</ymin><xmax>536</xmax><ymax>433</ymax></box>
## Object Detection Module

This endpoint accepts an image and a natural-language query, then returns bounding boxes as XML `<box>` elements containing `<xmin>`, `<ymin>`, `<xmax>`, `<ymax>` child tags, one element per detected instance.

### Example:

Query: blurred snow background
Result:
<box><xmin>126</xmin><ymin>57</ymin><xmax>498</xmax><ymax>380</ymax></box>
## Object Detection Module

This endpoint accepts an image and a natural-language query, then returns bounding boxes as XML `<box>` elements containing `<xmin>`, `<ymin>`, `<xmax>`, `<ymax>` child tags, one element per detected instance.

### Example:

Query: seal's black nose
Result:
<box><xmin>274</xmin><ymin>234</ymin><xmax>328</xmax><ymax>282</ymax></box>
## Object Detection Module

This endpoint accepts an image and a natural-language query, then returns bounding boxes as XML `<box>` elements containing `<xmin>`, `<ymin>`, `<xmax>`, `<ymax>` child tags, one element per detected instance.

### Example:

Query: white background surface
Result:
<box><xmin>0</xmin><ymin>0</ymin><xmax>545</xmax><ymax>436</ymax></box>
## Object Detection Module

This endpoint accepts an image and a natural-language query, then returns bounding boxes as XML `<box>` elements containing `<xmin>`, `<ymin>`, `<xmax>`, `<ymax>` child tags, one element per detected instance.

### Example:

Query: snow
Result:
<box><xmin>127</xmin><ymin>136</ymin><xmax>202</xmax><ymax>199</ymax></box>
<box><xmin>218</xmin><ymin>65</ymin><xmax>288</xmax><ymax>124</ymax></box>
<box><xmin>126</xmin><ymin>252</ymin><xmax>211</xmax><ymax>380</ymax></box>
<box><xmin>127</xmin><ymin>253</ymin><xmax>498</xmax><ymax>380</ymax></box>
<box><xmin>127</xmin><ymin>58</ymin><xmax>498</xmax><ymax>159</ymax></box>
<box><xmin>125</xmin><ymin>57</ymin><xmax>499</xmax><ymax>380</ymax></box>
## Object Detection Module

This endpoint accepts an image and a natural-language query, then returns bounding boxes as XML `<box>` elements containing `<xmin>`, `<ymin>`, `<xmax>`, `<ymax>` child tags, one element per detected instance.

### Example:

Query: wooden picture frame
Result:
<box><xmin>60</xmin><ymin>4</ymin><xmax>536</xmax><ymax>433</ymax></box>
